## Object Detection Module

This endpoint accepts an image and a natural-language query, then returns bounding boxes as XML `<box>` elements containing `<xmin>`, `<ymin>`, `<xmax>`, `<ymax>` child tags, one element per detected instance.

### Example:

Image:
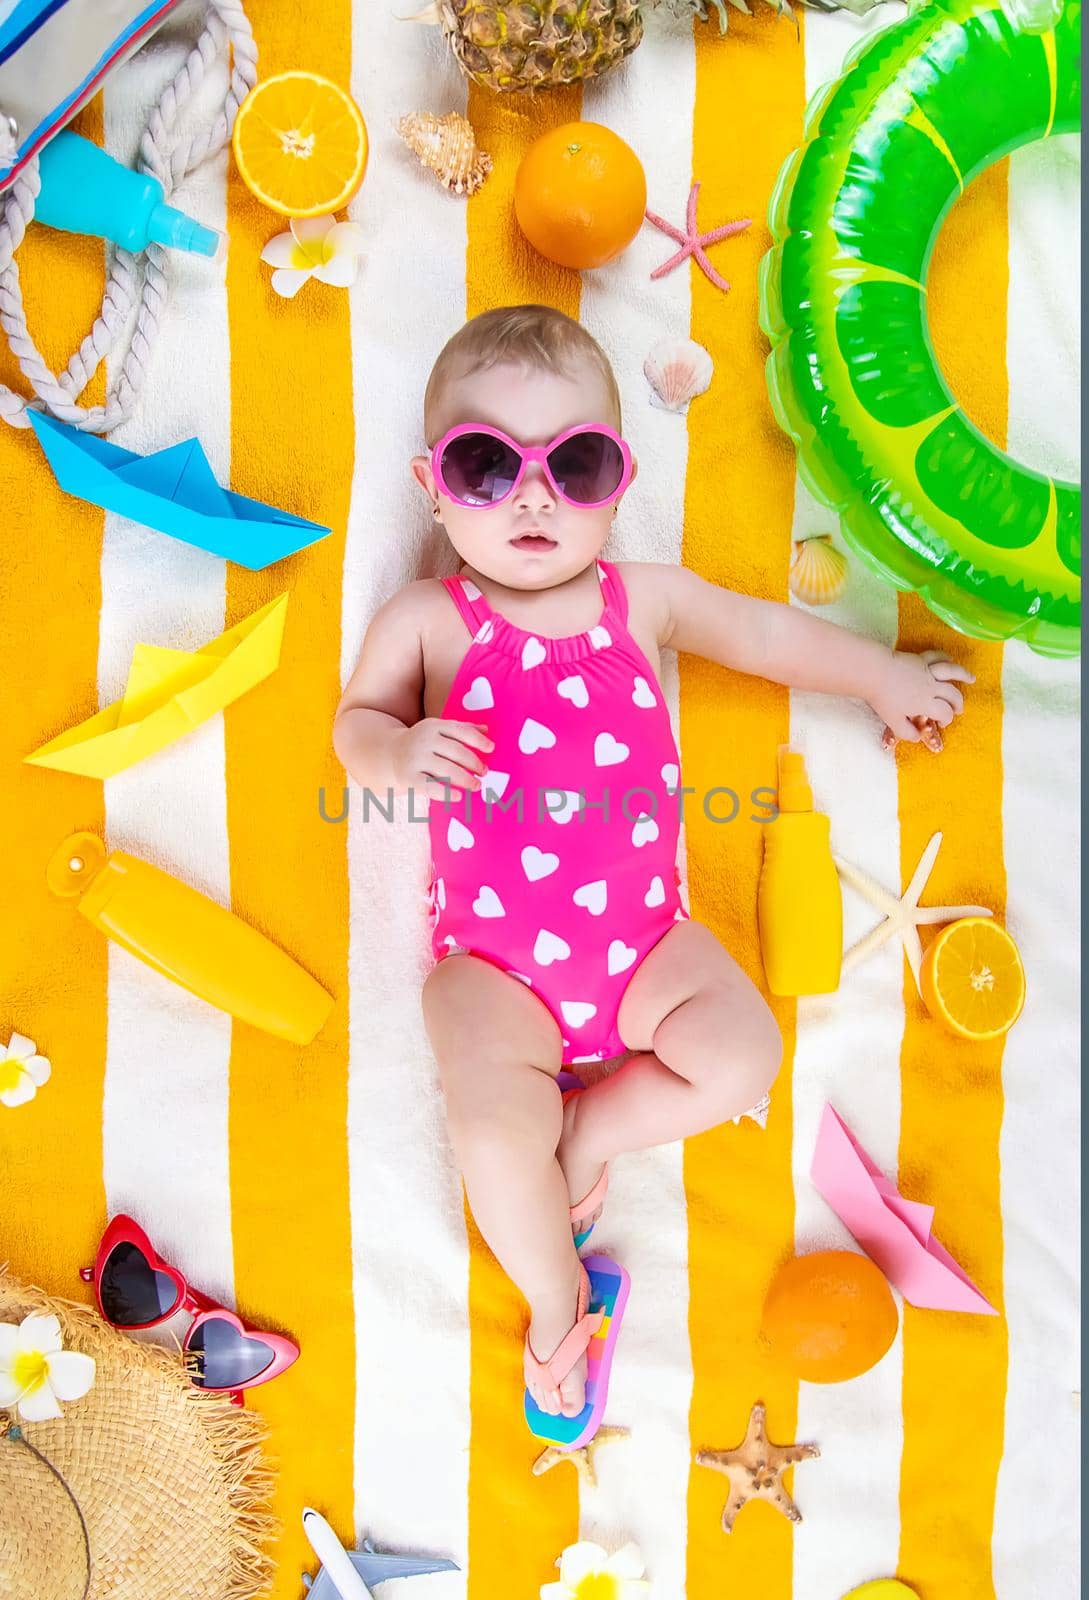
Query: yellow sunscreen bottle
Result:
<box><xmin>757</xmin><ymin>747</ymin><xmax>842</xmax><ymax>996</ymax></box>
<box><xmin>48</xmin><ymin>832</ymin><xmax>334</xmax><ymax>1044</ymax></box>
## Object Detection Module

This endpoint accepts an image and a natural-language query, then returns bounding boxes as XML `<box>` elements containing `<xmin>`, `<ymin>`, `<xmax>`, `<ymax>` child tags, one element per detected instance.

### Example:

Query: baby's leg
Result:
<box><xmin>559</xmin><ymin>921</ymin><xmax>782</xmax><ymax>1219</ymax></box>
<box><xmin>421</xmin><ymin>953</ymin><xmax>587</xmax><ymax>1418</ymax></box>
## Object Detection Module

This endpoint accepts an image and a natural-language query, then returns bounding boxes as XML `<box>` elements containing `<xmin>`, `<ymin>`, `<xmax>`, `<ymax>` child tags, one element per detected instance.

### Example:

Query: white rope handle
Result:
<box><xmin>0</xmin><ymin>0</ymin><xmax>257</xmax><ymax>433</ymax></box>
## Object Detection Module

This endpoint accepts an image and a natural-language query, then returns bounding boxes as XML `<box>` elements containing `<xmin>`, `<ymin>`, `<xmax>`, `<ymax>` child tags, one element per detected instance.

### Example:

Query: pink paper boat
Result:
<box><xmin>810</xmin><ymin>1104</ymin><xmax>997</xmax><ymax>1316</ymax></box>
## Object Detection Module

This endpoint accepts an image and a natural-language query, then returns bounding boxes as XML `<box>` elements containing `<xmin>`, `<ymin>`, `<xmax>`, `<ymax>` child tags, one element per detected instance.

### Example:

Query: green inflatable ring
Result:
<box><xmin>759</xmin><ymin>0</ymin><xmax>1081</xmax><ymax>657</ymax></box>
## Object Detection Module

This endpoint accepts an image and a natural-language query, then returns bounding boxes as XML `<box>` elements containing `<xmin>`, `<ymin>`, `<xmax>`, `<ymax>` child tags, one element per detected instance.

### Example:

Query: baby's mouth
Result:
<box><xmin>510</xmin><ymin>531</ymin><xmax>558</xmax><ymax>552</ymax></box>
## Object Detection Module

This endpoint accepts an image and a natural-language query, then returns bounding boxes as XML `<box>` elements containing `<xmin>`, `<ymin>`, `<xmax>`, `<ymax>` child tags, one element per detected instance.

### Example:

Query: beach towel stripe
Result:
<box><xmin>342</xmin><ymin>3</ymin><xmax>472</xmax><ymax>1583</ymax></box>
<box><xmin>224</xmin><ymin>6</ymin><xmax>356</xmax><ymax>1595</ymax></box>
<box><xmin>789</xmin><ymin>15</ymin><xmax>907</xmax><ymax>1596</ymax></box>
<box><xmin>993</xmin><ymin>133</ymin><xmax>1080</xmax><ymax>1599</ymax></box>
<box><xmin>895</xmin><ymin>157</ymin><xmax>1011</xmax><ymax>1600</ymax></box>
<box><xmin>682</xmin><ymin>15</ymin><xmax>805</xmax><ymax>1596</ymax></box>
<box><xmin>461</xmin><ymin>79</ymin><xmax>584</xmax><ymax>1600</ymax></box>
<box><xmin>0</xmin><ymin>104</ymin><xmax>108</xmax><ymax>1296</ymax></box>
<box><xmin>99</xmin><ymin>66</ymin><xmax>235</xmax><ymax>1308</ymax></box>
<box><xmin>577</xmin><ymin>10</ymin><xmax>696</xmax><ymax>1588</ymax></box>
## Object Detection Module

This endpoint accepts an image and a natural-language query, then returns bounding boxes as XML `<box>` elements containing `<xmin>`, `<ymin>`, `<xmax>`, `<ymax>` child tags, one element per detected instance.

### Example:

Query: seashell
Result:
<box><xmin>643</xmin><ymin>336</ymin><xmax>714</xmax><ymax>414</ymax></box>
<box><xmin>790</xmin><ymin>534</ymin><xmax>848</xmax><ymax>606</ymax></box>
<box><xmin>396</xmin><ymin>110</ymin><xmax>492</xmax><ymax>197</ymax></box>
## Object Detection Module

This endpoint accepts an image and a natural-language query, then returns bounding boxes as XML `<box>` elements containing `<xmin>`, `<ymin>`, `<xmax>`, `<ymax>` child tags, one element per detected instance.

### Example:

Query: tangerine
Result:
<box><xmin>919</xmin><ymin>916</ymin><xmax>1026</xmax><ymax>1041</ymax></box>
<box><xmin>762</xmin><ymin>1249</ymin><xmax>898</xmax><ymax>1384</ymax></box>
<box><xmin>232</xmin><ymin>71</ymin><xmax>369</xmax><ymax>218</ymax></box>
<box><xmin>514</xmin><ymin>120</ymin><xmax>647</xmax><ymax>271</ymax></box>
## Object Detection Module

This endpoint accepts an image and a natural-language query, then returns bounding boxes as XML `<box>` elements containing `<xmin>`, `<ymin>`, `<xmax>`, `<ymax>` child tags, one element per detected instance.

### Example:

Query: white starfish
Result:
<box><xmin>834</xmin><ymin>831</ymin><xmax>993</xmax><ymax>994</ymax></box>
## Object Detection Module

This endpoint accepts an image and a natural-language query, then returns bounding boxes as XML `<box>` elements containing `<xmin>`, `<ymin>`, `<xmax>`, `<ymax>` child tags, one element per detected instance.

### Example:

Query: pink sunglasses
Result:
<box><xmin>431</xmin><ymin>422</ymin><xmax>633</xmax><ymax>510</ymax></box>
<box><xmin>80</xmin><ymin>1214</ymin><xmax>299</xmax><ymax>1405</ymax></box>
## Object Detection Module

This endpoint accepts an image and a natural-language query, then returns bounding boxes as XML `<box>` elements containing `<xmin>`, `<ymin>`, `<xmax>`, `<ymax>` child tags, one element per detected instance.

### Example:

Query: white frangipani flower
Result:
<box><xmin>260</xmin><ymin>214</ymin><xmax>365</xmax><ymax>299</ymax></box>
<box><xmin>0</xmin><ymin>1033</ymin><xmax>51</xmax><ymax>1109</ymax></box>
<box><xmin>541</xmin><ymin>1539</ymin><xmax>650</xmax><ymax>1600</ymax></box>
<box><xmin>0</xmin><ymin>1313</ymin><xmax>95</xmax><ymax>1422</ymax></box>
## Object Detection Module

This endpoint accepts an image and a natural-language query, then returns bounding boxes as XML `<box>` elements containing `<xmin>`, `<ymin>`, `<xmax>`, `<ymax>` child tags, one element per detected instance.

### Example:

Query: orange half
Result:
<box><xmin>919</xmin><ymin>916</ymin><xmax>1026</xmax><ymax>1040</ymax></box>
<box><xmin>232</xmin><ymin>71</ymin><xmax>368</xmax><ymax>218</ymax></box>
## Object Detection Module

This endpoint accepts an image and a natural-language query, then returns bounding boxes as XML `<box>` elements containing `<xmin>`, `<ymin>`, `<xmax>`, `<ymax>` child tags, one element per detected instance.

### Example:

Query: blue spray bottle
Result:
<box><xmin>33</xmin><ymin>131</ymin><xmax>225</xmax><ymax>259</ymax></box>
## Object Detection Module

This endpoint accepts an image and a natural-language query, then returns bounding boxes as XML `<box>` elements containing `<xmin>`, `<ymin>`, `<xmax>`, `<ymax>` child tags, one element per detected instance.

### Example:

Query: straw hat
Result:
<box><xmin>0</xmin><ymin>1270</ymin><xmax>275</xmax><ymax>1600</ymax></box>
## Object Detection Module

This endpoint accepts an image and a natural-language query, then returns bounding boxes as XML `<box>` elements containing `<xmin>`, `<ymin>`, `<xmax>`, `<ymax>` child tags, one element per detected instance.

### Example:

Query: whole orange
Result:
<box><xmin>761</xmin><ymin>1250</ymin><xmax>898</xmax><ymax>1384</ymax></box>
<box><xmin>514</xmin><ymin>121</ymin><xmax>647</xmax><ymax>271</ymax></box>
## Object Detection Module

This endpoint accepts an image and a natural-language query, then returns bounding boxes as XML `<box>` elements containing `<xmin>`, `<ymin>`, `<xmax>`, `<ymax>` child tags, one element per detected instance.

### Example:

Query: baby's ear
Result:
<box><xmin>627</xmin><ymin>456</ymin><xmax>639</xmax><ymax>489</ymax></box>
<box><xmin>411</xmin><ymin>455</ymin><xmax>436</xmax><ymax>497</ymax></box>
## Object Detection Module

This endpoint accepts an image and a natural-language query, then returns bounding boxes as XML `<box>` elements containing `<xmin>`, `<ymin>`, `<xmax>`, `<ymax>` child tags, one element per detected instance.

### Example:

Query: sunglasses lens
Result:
<box><xmin>440</xmin><ymin>432</ymin><xmax>522</xmax><ymax>506</ymax></box>
<box><xmin>187</xmin><ymin>1317</ymin><xmax>274</xmax><ymax>1389</ymax></box>
<box><xmin>100</xmin><ymin>1240</ymin><xmax>179</xmax><ymax>1326</ymax></box>
<box><xmin>548</xmin><ymin>431</ymin><xmax>625</xmax><ymax>505</ymax></box>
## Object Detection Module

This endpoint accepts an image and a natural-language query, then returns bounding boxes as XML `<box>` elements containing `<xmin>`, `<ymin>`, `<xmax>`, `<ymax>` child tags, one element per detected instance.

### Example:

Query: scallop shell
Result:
<box><xmin>396</xmin><ymin>111</ymin><xmax>492</xmax><ymax>197</ymax></box>
<box><xmin>643</xmin><ymin>336</ymin><xmax>714</xmax><ymax>414</ymax></box>
<box><xmin>790</xmin><ymin>534</ymin><xmax>848</xmax><ymax>606</ymax></box>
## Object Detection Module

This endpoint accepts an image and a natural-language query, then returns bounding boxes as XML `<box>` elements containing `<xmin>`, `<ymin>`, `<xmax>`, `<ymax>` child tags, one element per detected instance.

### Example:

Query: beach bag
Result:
<box><xmin>0</xmin><ymin>1</ymin><xmax>185</xmax><ymax>194</ymax></box>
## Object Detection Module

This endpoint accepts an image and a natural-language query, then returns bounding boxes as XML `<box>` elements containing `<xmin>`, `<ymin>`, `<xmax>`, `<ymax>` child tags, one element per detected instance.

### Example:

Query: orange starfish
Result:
<box><xmin>695</xmin><ymin>1402</ymin><xmax>819</xmax><ymax>1533</ymax></box>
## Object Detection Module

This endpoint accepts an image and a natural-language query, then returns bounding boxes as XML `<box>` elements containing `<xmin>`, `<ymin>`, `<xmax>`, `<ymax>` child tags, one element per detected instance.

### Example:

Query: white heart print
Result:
<box><xmin>608</xmin><ymin>939</ymin><xmax>638</xmax><ymax>976</ymax></box>
<box><xmin>473</xmin><ymin>619</ymin><xmax>495</xmax><ymax>645</ymax></box>
<box><xmin>572</xmin><ymin>880</ymin><xmax>607</xmax><ymax>916</ymax></box>
<box><xmin>594</xmin><ymin>732</ymin><xmax>629</xmax><ymax>767</ymax></box>
<box><xmin>545</xmin><ymin>790</ymin><xmax>582</xmax><ymax>825</ymax></box>
<box><xmin>521</xmin><ymin>636</ymin><xmax>547</xmax><ymax>671</ymax></box>
<box><xmin>522</xmin><ymin>845</ymin><xmax>560</xmax><ymax>882</ymax></box>
<box><xmin>447</xmin><ymin>817</ymin><xmax>474</xmax><ymax>852</ymax></box>
<box><xmin>462</xmin><ymin>676</ymin><xmax>494</xmax><ymax>711</ymax></box>
<box><xmin>557</xmin><ymin>675</ymin><xmax>589</xmax><ymax>709</ymax></box>
<box><xmin>434</xmin><ymin>877</ymin><xmax>447</xmax><ymax>910</ymax></box>
<box><xmin>644</xmin><ymin>875</ymin><xmax>665</xmax><ymax>908</ymax></box>
<box><xmin>472</xmin><ymin>886</ymin><xmax>505</xmax><ymax>918</ymax></box>
<box><xmin>519</xmin><ymin>718</ymin><xmax>556</xmax><ymax>755</ymax></box>
<box><xmin>588</xmin><ymin>625</ymin><xmax>612</xmax><ymax>650</ymax></box>
<box><xmin>533</xmin><ymin>928</ymin><xmax>571</xmax><ymax>966</ymax></box>
<box><xmin>661</xmin><ymin>763</ymin><xmax>679</xmax><ymax>791</ymax></box>
<box><xmin>631</xmin><ymin>814</ymin><xmax>659</xmax><ymax>848</ymax></box>
<box><xmin>479</xmin><ymin>769</ymin><xmax>509</xmax><ymax>802</ymax></box>
<box><xmin>560</xmin><ymin>1000</ymin><xmax>598</xmax><ymax>1029</ymax></box>
<box><xmin>632</xmin><ymin>677</ymin><xmax>657</xmax><ymax>709</ymax></box>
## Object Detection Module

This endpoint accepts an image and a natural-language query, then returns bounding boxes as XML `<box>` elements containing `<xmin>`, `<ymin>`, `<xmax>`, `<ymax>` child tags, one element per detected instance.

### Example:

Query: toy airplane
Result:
<box><xmin>25</xmin><ymin>593</ymin><xmax>288</xmax><ymax>778</ymax></box>
<box><xmin>28</xmin><ymin>410</ymin><xmax>330</xmax><ymax>569</ymax></box>
<box><xmin>301</xmin><ymin>1508</ymin><xmax>459</xmax><ymax>1600</ymax></box>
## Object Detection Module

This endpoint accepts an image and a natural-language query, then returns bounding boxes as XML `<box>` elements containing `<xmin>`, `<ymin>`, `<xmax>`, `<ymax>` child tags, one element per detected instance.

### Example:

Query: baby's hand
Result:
<box><xmin>869</xmin><ymin>648</ymin><xmax>975</xmax><ymax>751</ymax></box>
<box><xmin>392</xmin><ymin>718</ymin><xmax>494</xmax><ymax>802</ymax></box>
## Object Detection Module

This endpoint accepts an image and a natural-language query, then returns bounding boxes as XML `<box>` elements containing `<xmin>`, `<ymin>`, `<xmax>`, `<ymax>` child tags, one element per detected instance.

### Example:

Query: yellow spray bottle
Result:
<box><xmin>757</xmin><ymin>747</ymin><xmax>842</xmax><ymax>996</ymax></box>
<box><xmin>47</xmin><ymin>832</ymin><xmax>334</xmax><ymax>1044</ymax></box>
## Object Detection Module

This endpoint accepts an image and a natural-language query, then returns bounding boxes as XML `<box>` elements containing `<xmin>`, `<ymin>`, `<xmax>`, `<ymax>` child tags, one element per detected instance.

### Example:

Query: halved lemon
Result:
<box><xmin>231</xmin><ymin>71</ymin><xmax>368</xmax><ymax>218</ymax></box>
<box><xmin>919</xmin><ymin>917</ymin><xmax>1026</xmax><ymax>1041</ymax></box>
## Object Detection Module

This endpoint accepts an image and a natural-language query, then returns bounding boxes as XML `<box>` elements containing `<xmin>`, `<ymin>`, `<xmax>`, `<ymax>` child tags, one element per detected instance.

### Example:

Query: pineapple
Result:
<box><xmin>411</xmin><ymin>0</ymin><xmax>886</xmax><ymax>93</ymax></box>
<box><xmin>664</xmin><ymin>0</ymin><xmax>883</xmax><ymax>34</ymax></box>
<box><xmin>411</xmin><ymin>2</ymin><xmax>645</xmax><ymax>92</ymax></box>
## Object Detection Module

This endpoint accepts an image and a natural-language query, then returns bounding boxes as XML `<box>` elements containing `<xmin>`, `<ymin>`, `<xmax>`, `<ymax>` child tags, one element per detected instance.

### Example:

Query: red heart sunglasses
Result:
<box><xmin>80</xmin><ymin>1214</ymin><xmax>299</xmax><ymax>1405</ymax></box>
<box><xmin>430</xmin><ymin>421</ymin><xmax>634</xmax><ymax>510</ymax></box>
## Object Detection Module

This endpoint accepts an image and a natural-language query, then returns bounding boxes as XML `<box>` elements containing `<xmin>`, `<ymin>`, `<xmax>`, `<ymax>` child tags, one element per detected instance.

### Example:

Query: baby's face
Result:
<box><xmin>412</xmin><ymin>359</ymin><xmax>636</xmax><ymax>591</ymax></box>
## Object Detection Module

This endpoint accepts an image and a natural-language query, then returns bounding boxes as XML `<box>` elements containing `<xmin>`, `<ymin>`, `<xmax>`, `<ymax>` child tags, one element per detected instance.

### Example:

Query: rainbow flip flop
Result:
<box><xmin>524</xmin><ymin>1253</ymin><xmax>630</xmax><ymax>1452</ymax></box>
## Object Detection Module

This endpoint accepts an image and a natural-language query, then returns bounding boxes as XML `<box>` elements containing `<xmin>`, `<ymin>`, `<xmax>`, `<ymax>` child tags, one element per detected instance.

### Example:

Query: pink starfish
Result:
<box><xmin>645</xmin><ymin>181</ymin><xmax>752</xmax><ymax>293</ymax></box>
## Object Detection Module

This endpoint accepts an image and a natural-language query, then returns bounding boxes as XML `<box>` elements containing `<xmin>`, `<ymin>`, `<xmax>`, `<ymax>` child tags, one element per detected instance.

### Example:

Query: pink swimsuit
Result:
<box><xmin>426</xmin><ymin>560</ymin><xmax>689</xmax><ymax>1065</ymax></box>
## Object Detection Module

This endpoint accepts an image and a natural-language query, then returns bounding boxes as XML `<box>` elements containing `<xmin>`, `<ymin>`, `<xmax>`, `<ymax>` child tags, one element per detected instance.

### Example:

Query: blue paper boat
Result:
<box><xmin>28</xmin><ymin>410</ymin><xmax>330</xmax><ymax>570</ymax></box>
<box><xmin>302</xmin><ymin>1536</ymin><xmax>459</xmax><ymax>1599</ymax></box>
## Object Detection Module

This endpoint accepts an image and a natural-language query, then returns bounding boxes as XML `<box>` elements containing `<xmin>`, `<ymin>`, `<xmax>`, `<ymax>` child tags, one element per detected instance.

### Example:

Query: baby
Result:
<box><xmin>333</xmin><ymin>305</ymin><xmax>972</xmax><ymax>1425</ymax></box>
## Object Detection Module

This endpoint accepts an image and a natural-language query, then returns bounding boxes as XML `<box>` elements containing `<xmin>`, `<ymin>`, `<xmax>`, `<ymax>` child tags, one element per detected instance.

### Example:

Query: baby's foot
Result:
<box><xmin>557</xmin><ymin>1092</ymin><xmax>607</xmax><ymax>1237</ymax></box>
<box><xmin>526</xmin><ymin>1277</ymin><xmax>587</xmax><ymax>1418</ymax></box>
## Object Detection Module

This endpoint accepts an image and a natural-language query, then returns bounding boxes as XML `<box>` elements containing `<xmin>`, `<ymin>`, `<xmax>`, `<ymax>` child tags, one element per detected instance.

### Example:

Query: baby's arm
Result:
<box><xmin>656</xmin><ymin>565</ymin><xmax>973</xmax><ymax>744</ymax></box>
<box><xmin>333</xmin><ymin>583</ymin><xmax>493</xmax><ymax>800</ymax></box>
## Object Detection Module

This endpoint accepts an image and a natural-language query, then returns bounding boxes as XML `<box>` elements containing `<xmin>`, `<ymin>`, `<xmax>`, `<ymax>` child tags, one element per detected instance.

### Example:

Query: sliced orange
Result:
<box><xmin>919</xmin><ymin>917</ymin><xmax>1026</xmax><ymax>1040</ymax></box>
<box><xmin>231</xmin><ymin>71</ymin><xmax>368</xmax><ymax>218</ymax></box>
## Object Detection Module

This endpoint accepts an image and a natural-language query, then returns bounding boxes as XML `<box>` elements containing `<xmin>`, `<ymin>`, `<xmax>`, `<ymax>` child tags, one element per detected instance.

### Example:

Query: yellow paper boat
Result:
<box><xmin>26</xmin><ymin>593</ymin><xmax>288</xmax><ymax>779</ymax></box>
